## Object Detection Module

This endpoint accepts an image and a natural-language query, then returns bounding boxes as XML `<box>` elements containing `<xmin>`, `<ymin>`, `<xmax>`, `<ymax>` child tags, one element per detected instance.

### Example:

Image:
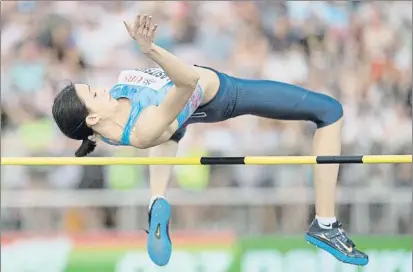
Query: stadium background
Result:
<box><xmin>1</xmin><ymin>1</ymin><xmax>411</xmax><ymax>271</ymax></box>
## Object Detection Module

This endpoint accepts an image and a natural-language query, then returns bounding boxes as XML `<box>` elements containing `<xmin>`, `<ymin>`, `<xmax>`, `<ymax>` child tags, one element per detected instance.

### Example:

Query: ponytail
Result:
<box><xmin>75</xmin><ymin>135</ymin><xmax>97</xmax><ymax>157</ymax></box>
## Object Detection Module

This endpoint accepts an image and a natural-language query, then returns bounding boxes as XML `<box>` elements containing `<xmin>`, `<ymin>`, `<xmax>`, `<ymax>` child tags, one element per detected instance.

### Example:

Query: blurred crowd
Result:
<box><xmin>1</xmin><ymin>1</ymin><xmax>411</xmax><ymax>233</ymax></box>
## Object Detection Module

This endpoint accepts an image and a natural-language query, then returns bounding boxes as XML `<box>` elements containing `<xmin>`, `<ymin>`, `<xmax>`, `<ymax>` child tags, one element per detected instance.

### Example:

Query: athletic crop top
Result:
<box><xmin>100</xmin><ymin>68</ymin><xmax>203</xmax><ymax>146</ymax></box>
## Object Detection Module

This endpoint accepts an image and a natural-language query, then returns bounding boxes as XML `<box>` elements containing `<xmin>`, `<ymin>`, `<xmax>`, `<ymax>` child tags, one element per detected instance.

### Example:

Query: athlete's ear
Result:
<box><xmin>85</xmin><ymin>113</ymin><xmax>100</xmax><ymax>127</ymax></box>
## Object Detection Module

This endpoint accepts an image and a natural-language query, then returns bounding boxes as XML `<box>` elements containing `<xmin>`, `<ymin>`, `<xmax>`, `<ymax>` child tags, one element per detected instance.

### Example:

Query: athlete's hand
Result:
<box><xmin>124</xmin><ymin>14</ymin><xmax>158</xmax><ymax>53</ymax></box>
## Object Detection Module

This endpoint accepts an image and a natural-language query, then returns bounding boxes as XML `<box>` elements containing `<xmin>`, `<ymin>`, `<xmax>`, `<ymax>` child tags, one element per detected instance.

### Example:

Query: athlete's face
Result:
<box><xmin>75</xmin><ymin>84</ymin><xmax>117</xmax><ymax>126</ymax></box>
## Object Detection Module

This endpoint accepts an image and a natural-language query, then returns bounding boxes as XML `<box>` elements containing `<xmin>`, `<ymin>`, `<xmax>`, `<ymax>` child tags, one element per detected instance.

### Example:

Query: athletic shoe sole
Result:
<box><xmin>305</xmin><ymin>234</ymin><xmax>369</xmax><ymax>266</ymax></box>
<box><xmin>147</xmin><ymin>198</ymin><xmax>172</xmax><ymax>266</ymax></box>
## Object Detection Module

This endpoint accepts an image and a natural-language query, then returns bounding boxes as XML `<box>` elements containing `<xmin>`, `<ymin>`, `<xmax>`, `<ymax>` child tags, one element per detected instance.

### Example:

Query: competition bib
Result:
<box><xmin>117</xmin><ymin>68</ymin><xmax>171</xmax><ymax>90</ymax></box>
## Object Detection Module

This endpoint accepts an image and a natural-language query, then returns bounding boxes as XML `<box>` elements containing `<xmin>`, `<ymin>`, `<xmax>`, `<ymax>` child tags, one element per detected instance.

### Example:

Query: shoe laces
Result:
<box><xmin>332</xmin><ymin>221</ymin><xmax>356</xmax><ymax>248</ymax></box>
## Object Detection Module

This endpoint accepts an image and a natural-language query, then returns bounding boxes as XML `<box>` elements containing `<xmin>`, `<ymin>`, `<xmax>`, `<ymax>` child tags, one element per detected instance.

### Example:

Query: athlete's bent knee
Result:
<box><xmin>317</xmin><ymin>97</ymin><xmax>343</xmax><ymax>128</ymax></box>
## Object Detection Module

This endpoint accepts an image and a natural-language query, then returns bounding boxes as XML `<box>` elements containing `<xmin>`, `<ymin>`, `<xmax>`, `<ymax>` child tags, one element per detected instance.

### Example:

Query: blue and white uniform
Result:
<box><xmin>100</xmin><ymin>68</ymin><xmax>203</xmax><ymax>146</ymax></box>
<box><xmin>101</xmin><ymin>65</ymin><xmax>344</xmax><ymax>146</ymax></box>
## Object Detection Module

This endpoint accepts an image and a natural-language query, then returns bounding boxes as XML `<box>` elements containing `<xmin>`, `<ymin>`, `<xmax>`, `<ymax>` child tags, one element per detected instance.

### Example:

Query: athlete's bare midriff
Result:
<box><xmin>193</xmin><ymin>66</ymin><xmax>220</xmax><ymax>105</ymax></box>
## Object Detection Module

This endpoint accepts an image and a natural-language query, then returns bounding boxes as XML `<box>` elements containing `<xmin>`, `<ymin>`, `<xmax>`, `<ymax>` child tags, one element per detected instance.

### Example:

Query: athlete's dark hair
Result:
<box><xmin>52</xmin><ymin>82</ymin><xmax>96</xmax><ymax>157</ymax></box>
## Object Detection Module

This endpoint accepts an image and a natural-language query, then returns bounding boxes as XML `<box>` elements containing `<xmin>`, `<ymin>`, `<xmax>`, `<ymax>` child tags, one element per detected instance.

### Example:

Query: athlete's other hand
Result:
<box><xmin>124</xmin><ymin>14</ymin><xmax>158</xmax><ymax>53</ymax></box>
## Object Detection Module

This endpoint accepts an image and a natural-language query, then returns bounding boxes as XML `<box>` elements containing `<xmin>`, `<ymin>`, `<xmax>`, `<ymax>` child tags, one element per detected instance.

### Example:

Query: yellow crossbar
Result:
<box><xmin>1</xmin><ymin>155</ymin><xmax>411</xmax><ymax>165</ymax></box>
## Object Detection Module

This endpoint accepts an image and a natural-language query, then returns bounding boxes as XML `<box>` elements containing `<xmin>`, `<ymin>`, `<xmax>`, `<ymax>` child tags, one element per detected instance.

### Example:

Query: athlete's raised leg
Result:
<box><xmin>230</xmin><ymin>78</ymin><xmax>368</xmax><ymax>266</ymax></box>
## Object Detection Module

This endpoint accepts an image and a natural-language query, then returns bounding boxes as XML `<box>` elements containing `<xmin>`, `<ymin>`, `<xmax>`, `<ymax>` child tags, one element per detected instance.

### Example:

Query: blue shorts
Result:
<box><xmin>170</xmin><ymin>66</ymin><xmax>343</xmax><ymax>142</ymax></box>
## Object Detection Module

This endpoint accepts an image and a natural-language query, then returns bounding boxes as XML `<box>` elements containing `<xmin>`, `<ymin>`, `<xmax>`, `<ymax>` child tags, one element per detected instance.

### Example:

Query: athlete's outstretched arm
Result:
<box><xmin>144</xmin><ymin>45</ymin><xmax>199</xmax><ymax>123</ymax></box>
<box><xmin>124</xmin><ymin>14</ymin><xmax>199</xmax><ymax>141</ymax></box>
<box><xmin>145</xmin><ymin>45</ymin><xmax>199</xmax><ymax>91</ymax></box>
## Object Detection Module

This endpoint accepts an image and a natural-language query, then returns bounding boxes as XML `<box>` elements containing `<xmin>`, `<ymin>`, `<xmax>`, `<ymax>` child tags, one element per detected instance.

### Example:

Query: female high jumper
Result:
<box><xmin>52</xmin><ymin>14</ymin><xmax>368</xmax><ymax>267</ymax></box>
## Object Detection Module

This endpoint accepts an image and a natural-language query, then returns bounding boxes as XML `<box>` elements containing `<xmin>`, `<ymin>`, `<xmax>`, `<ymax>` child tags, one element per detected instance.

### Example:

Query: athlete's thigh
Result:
<box><xmin>231</xmin><ymin>78</ymin><xmax>331</xmax><ymax>122</ymax></box>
